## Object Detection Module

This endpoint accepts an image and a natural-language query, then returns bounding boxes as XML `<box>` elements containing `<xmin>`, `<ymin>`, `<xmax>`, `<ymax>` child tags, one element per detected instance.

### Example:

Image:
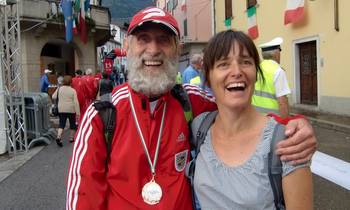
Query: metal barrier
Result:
<box><xmin>24</xmin><ymin>92</ymin><xmax>56</xmax><ymax>148</ymax></box>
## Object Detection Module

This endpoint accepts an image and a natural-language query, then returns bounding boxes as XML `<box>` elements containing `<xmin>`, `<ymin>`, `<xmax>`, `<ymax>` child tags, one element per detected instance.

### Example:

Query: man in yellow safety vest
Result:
<box><xmin>252</xmin><ymin>37</ymin><xmax>291</xmax><ymax>118</ymax></box>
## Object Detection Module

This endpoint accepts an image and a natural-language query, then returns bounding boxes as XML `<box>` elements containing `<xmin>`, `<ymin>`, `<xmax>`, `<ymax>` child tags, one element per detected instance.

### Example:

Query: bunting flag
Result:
<box><xmin>72</xmin><ymin>18</ymin><xmax>78</xmax><ymax>35</ymax></box>
<box><xmin>61</xmin><ymin>0</ymin><xmax>73</xmax><ymax>42</ymax></box>
<box><xmin>284</xmin><ymin>0</ymin><xmax>305</xmax><ymax>25</ymax></box>
<box><xmin>247</xmin><ymin>6</ymin><xmax>259</xmax><ymax>39</ymax></box>
<box><xmin>181</xmin><ymin>0</ymin><xmax>187</xmax><ymax>12</ymax></box>
<box><xmin>224</xmin><ymin>18</ymin><xmax>232</xmax><ymax>28</ymax></box>
<box><xmin>74</xmin><ymin>0</ymin><xmax>80</xmax><ymax>13</ymax></box>
<box><xmin>79</xmin><ymin>0</ymin><xmax>87</xmax><ymax>43</ymax></box>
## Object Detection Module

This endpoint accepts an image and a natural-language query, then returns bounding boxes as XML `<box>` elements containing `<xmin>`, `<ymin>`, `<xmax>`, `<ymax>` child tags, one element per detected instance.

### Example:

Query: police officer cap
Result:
<box><xmin>259</xmin><ymin>37</ymin><xmax>283</xmax><ymax>52</ymax></box>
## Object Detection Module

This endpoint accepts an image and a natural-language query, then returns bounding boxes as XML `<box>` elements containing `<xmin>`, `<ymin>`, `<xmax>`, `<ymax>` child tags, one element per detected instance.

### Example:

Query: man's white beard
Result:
<box><xmin>127</xmin><ymin>53</ymin><xmax>178</xmax><ymax>97</ymax></box>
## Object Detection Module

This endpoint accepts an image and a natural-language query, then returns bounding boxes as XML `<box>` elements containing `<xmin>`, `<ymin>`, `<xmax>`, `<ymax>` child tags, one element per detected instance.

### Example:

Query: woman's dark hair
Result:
<box><xmin>203</xmin><ymin>30</ymin><xmax>264</xmax><ymax>87</ymax></box>
<box><xmin>63</xmin><ymin>75</ymin><xmax>72</xmax><ymax>86</ymax></box>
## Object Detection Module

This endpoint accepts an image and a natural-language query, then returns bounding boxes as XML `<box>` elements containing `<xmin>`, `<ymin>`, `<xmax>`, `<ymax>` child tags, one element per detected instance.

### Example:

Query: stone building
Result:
<box><xmin>19</xmin><ymin>0</ymin><xmax>110</xmax><ymax>94</ymax></box>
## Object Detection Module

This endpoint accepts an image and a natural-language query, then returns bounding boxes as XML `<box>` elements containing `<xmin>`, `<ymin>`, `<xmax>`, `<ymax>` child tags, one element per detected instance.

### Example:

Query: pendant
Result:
<box><xmin>141</xmin><ymin>179</ymin><xmax>163</xmax><ymax>205</ymax></box>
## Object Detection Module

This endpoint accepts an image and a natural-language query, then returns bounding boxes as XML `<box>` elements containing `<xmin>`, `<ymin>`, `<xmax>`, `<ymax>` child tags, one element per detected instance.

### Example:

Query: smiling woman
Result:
<box><xmin>191</xmin><ymin>30</ymin><xmax>313</xmax><ymax>210</ymax></box>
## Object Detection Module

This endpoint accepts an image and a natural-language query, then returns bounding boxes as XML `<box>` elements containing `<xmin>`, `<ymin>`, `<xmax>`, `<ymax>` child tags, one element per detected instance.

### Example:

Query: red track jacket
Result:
<box><xmin>72</xmin><ymin>76</ymin><xmax>88</xmax><ymax>120</ymax></box>
<box><xmin>66</xmin><ymin>83</ymin><xmax>216</xmax><ymax>210</ymax></box>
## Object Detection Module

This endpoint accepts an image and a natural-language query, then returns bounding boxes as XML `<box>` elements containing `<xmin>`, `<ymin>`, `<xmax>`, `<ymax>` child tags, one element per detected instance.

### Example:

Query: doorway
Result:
<box><xmin>298</xmin><ymin>40</ymin><xmax>318</xmax><ymax>105</ymax></box>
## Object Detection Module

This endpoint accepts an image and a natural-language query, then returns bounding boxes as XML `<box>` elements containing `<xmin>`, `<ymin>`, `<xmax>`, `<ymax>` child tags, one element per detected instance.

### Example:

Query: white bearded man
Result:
<box><xmin>126</xmin><ymin>22</ymin><xmax>180</xmax><ymax>98</ymax></box>
<box><xmin>66</xmin><ymin>7</ymin><xmax>317</xmax><ymax>210</ymax></box>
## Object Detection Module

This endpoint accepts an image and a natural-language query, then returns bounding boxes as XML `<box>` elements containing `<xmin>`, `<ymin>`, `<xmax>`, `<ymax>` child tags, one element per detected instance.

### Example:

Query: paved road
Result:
<box><xmin>0</xmin><ymin>132</ymin><xmax>72</xmax><ymax>210</ymax></box>
<box><xmin>312</xmin><ymin>123</ymin><xmax>350</xmax><ymax>210</ymax></box>
<box><xmin>0</xmin><ymin>123</ymin><xmax>349</xmax><ymax>210</ymax></box>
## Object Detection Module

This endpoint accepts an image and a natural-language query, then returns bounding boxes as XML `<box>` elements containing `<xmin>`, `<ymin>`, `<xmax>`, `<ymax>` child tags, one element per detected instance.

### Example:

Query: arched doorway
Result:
<box><xmin>40</xmin><ymin>39</ymin><xmax>78</xmax><ymax>95</ymax></box>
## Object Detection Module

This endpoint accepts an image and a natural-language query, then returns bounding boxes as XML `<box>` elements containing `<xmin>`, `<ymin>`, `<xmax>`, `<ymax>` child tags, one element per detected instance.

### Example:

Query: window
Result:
<box><xmin>183</xmin><ymin>19</ymin><xmax>188</xmax><ymax>36</ymax></box>
<box><xmin>225</xmin><ymin>0</ymin><xmax>232</xmax><ymax>20</ymax></box>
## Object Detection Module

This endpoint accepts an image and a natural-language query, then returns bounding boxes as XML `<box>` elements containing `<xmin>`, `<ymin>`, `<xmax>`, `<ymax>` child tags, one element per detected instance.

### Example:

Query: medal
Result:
<box><xmin>129</xmin><ymin>93</ymin><xmax>167</xmax><ymax>205</ymax></box>
<box><xmin>141</xmin><ymin>177</ymin><xmax>163</xmax><ymax>205</ymax></box>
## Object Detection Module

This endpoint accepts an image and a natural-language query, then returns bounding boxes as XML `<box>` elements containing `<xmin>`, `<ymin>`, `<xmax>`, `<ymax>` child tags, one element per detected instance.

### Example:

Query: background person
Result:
<box><xmin>98</xmin><ymin>72</ymin><xmax>114</xmax><ymax>97</ymax></box>
<box><xmin>71</xmin><ymin>69</ymin><xmax>88</xmax><ymax>123</ymax></box>
<box><xmin>40</xmin><ymin>69</ymin><xmax>52</xmax><ymax>93</ymax></box>
<box><xmin>182</xmin><ymin>53</ymin><xmax>204</xmax><ymax>87</ymax></box>
<box><xmin>252</xmin><ymin>37</ymin><xmax>291</xmax><ymax>118</ymax></box>
<box><xmin>82</xmin><ymin>68</ymin><xmax>99</xmax><ymax>105</ymax></box>
<box><xmin>52</xmin><ymin>75</ymin><xmax>80</xmax><ymax>147</ymax></box>
<box><xmin>193</xmin><ymin>29</ymin><xmax>313</xmax><ymax>210</ymax></box>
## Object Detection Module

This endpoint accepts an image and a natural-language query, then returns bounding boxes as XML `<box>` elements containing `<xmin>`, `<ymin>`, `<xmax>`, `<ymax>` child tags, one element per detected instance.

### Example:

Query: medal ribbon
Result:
<box><xmin>129</xmin><ymin>94</ymin><xmax>166</xmax><ymax>176</ymax></box>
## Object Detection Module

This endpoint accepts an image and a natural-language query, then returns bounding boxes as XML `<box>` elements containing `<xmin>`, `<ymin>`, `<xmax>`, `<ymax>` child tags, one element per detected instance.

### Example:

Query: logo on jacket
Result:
<box><xmin>177</xmin><ymin>132</ymin><xmax>185</xmax><ymax>142</ymax></box>
<box><xmin>174</xmin><ymin>150</ymin><xmax>188</xmax><ymax>172</ymax></box>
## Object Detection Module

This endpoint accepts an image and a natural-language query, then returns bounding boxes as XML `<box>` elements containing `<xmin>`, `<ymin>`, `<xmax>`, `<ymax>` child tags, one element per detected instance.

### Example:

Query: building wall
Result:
<box><xmin>173</xmin><ymin>0</ymin><xmax>212</xmax><ymax>41</ymax></box>
<box><xmin>21</xmin><ymin>30</ymin><xmax>96</xmax><ymax>92</ymax></box>
<box><xmin>155</xmin><ymin>0</ymin><xmax>212</xmax><ymax>41</ymax></box>
<box><xmin>215</xmin><ymin>1</ymin><xmax>350</xmax><ymax>116</ymax></box>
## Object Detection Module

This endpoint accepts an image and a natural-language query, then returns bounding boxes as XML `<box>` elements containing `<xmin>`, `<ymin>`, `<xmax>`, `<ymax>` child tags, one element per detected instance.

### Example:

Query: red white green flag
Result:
<box><xmin>72</xmin><ymin>18</ymin><xmax>78</xmax><ymax>35</ymax></box>
<box><xmin>284</xmin><ymin>0</ymin><xmax>305</xmax><ymax>25</ymax></box>
<box><xmin>79</xmin><ymin>0</ymin><xmax>87</xmax><ymax>43</ymax></box>
<box><xmin>247</xmin><ymin>6</ymin><xmax>258</xmax><ymax>40</ymax></box>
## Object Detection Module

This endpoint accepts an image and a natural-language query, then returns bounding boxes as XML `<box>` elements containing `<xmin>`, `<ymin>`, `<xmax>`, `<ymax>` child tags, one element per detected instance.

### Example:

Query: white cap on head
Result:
<box><xmin>44</xmin><ymin>69</ymin><xmax>52</xmax><ymax>74</ymax></box>
<box><xmin>259</xmin><ymin>37</ymin><xmax>283</xmax><ymax>52</ymax></box>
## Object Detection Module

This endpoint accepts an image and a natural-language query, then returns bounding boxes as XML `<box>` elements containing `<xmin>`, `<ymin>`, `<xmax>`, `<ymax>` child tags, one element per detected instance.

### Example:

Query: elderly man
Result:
<box><xmin>66</xmin><ymin>7</ymin><xmax>316</xmax><ymax>210</ymax></box>
<box><xmin>252</xmin><ymin>37</ymin><xmax>291</xmax><ymax>118</ymax></box>
<box><xmin>182</xmin><ymin>53</ymin><xmax>204</xmax><ymax>87</ymax></box>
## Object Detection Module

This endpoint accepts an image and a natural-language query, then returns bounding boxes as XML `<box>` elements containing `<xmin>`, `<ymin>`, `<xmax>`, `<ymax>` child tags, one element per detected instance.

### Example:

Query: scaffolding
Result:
<box><xmin>0</xmin><ymin>0</ymin><xmax>28</xmax><ymax>155</ymax></box>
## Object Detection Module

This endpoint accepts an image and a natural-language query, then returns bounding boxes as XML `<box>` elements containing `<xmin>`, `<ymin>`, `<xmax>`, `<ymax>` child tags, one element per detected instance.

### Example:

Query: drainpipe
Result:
<box><xmin>211</xmin><ymin>0</ymin><xmax>216</xmax><ymax>35</ymax></box>
<box><xmin>334</xmin><ymin>0</ymin><xmax>339</xmax><ymax>31</ymax></box>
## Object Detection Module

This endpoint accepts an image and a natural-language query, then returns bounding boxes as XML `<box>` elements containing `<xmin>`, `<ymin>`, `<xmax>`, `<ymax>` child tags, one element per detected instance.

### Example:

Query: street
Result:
<box><xmin>0</xmin><ymin>123</ymin><xmax>349</xmax><ymax>210</ymax></box>
<box><xmin>0</xmin><ymin>132</ymin><xmax>72</xmax><ymax>210</ymax></box>
<box><xmin>312</xmin><ymin>123</ymin><xmax>350</xmax><ymax>210</ymax></box>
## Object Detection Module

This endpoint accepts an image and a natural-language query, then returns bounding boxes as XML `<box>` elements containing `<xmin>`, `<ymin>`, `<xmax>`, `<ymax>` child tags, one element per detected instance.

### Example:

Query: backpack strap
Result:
<box><xmin>268</xmin><ymin>122</ymin><xmax>286</xmax><ymax>210</ymax></box>
<box><xmin>170</xmin><ymin>84</ymin><xmax>193</xmax><ymax>123</ymax></box>
<box><xmin>93</xmin><ymin>93</ymin><xmax>116</xmax><ymax>169</ymax></box>
<box><xmin>186</xmin><ymin>111</ymin><xmax>217</xmax><ymax>183</ymax></box>
<box><xmin>193</xmin><ymin>111</ymin><xmax>218</xmax><ymax>154</ymax></box>
<box><xmin>186</xmin><ymin>111</ymin><xmax>218</xmax><ymax>210</ymax></box>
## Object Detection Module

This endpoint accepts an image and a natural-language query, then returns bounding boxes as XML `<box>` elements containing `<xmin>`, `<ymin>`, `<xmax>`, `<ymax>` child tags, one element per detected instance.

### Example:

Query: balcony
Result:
<box><xmin>19</xmin><ymin>0</ymin><xmax>110</xmax><ymax>44</ymax></box>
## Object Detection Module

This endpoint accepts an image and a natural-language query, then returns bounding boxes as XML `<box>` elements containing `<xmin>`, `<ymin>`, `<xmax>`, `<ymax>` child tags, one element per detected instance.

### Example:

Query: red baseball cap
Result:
<box><xmin>128</xmin><ymin>7</ymin><xmax>180</xmax><ymax>37</ymax></box>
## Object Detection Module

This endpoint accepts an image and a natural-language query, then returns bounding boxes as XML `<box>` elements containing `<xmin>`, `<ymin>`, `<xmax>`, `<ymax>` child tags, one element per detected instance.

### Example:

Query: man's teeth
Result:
<box><xmin>144</xmin><ymin>60</ymin><xmax>162</xmax><ymax>66</ymax></box>
<box><xmin>227</xmin><ymin>82</ymin><xmax>245</xmax><ymax>89</ymax></box>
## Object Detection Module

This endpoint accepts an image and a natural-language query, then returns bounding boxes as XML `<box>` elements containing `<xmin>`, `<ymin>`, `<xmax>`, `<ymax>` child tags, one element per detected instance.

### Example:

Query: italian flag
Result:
<box><xmin>79</xmin><ymin>0</ymin><xmax>87</xmax><ymax>43</ymax></box>
<box><xmin>247</xmin><ymin>6</ymin><xmax>258</xmax><ymax>40</ymax></box>
<box><xmin>284</xmin><ymin>0</ymin><xmax>305</xmax><ymax>25</ymax></box>
<box><xmin>72</xmin><ymin>18</ymin><xmax>78</xmax><ymax>35</ymax></box>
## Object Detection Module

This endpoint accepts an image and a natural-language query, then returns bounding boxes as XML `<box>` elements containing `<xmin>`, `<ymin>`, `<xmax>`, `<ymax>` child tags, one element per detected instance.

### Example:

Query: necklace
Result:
<box><xmin>129</xmin><ymin>94</ymin><xmax>167</xmax><ymax>205</ymax></box>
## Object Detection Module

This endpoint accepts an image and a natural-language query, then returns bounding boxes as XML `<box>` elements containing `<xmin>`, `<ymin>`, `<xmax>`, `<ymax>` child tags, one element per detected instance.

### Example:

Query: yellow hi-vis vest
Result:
<box><xmin>176</xmin><ymin>72</ymin><xmax>182</xmax><ymax>84</ymax></box>
<box><xmin>252</xmin><ymin>60</ymin><xmax>279</xmax><ymax>114</ymax></box>
<box><xmin>190</xmin><ymin>76</ymin><xmax>201</xmax><ymax>86</ymax></box>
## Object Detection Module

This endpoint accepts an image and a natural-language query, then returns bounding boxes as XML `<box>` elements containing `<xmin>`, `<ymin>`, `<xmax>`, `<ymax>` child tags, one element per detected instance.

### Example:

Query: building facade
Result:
<box><xmin>215</xmin><ymin>0</ymin><xmax>350</xmax><ymax>116</ymax></box>
<box><xmin>97</xmin><ymin>23</ymin><xmax>127</xmax><ymax>74</ymax></box>
<box><xmin>19</xmin><ymin>0</ymin><xmax>110</xmax><ymax>93</ymax></box>
<box><xmin>154</xmin><ymin>0</ymin><xmax>214</xmax><ymax>72</ymax></box>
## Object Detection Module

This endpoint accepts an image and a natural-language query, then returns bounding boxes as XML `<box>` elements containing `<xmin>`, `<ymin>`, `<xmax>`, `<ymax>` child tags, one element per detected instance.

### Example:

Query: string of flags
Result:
<box><xmin>61</xmin><ymin>0</ymin><xmax>90</xmax><ymax>43</ymax></box>
<box><xmin>245</xmin><ymin>0</ymin><xmax>305</xmax><ymax>40</ymax></box>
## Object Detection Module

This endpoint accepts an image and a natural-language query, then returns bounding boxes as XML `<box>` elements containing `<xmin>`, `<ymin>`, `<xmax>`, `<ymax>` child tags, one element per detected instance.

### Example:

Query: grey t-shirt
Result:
<box><xmin>193</xmin><ymin>116</ymin><xmax>310</xmax><ymax>210</ymax></box>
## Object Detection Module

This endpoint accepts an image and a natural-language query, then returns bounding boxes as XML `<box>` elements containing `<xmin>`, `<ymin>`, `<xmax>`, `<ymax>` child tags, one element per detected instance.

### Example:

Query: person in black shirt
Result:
<box><xmin>98</xmin><ymin>72</ymin><xmax>114</xmax><ymax>97</ymax></box>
